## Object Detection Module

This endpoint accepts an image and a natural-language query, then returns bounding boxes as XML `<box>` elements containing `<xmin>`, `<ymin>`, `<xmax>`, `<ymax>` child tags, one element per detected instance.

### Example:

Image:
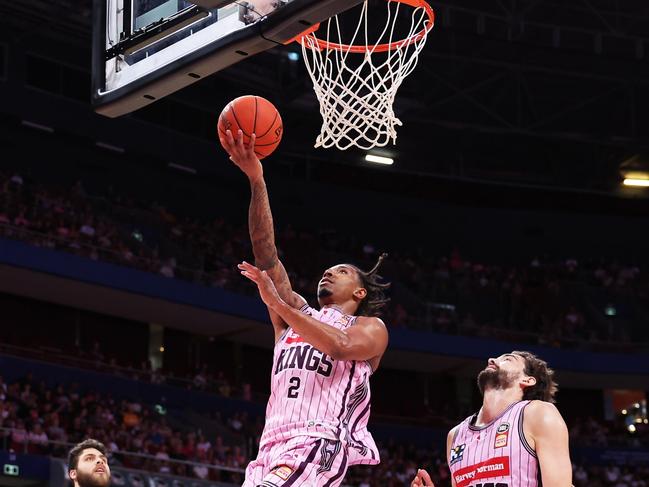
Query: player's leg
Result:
<box><xmin>260</xmin><ymin>437</ymin><xmax>349</xmax><ymax>487</ymax></box>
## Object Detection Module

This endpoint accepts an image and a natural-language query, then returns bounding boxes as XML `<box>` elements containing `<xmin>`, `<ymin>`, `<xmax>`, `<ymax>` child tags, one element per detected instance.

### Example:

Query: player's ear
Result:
<box><xmin>69</xmin><ymin>469</ymin><xmax>77</xmax><ymax>482</ymax></box>
<box><xmin>521</xmin><ymin>376</ymin><xmax>537</xmax><ymax>388</ymax></box>
<box><xmin>353</xmin><ymin>287</ymin><xmax>367</xmax><ymax>301</ymax></box>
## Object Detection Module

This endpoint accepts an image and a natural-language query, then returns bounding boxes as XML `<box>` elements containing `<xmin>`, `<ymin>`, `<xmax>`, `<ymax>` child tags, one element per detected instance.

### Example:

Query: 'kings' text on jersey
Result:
<box><xmin>274</xmin><ymin>343</ymin><xmax>333</xmax><ymax>377</ymax></box>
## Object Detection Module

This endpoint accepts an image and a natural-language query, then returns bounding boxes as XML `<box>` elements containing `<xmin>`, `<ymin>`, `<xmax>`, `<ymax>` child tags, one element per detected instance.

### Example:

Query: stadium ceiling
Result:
<box><xmin>3</xmin><ymin>0</ymin><xmax>649</xmax><ymax>195</ymax></box>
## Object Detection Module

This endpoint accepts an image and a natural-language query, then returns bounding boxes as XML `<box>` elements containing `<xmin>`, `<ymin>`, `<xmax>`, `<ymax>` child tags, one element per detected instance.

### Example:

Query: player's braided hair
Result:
<box><xmin>348</xmin><ymin>253</ymin><xmax>391</xmax><ymax>317</ymax></box>
<box><xmin>512</xmin><ymin>351</ymin><xmax>559</xmax><ymax>403</ymax></box>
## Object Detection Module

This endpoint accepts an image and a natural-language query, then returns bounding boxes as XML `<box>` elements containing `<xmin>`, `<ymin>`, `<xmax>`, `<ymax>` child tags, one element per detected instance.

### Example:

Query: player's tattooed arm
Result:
<box><xmin>248</xmin><ymin>177</ymin><xmax>304</xmax><ymax>310</ymax></box>
<box><xmin>223</xmin><ymin>128</ymin><xmax>304</xmax><ymax>311</ymax></box>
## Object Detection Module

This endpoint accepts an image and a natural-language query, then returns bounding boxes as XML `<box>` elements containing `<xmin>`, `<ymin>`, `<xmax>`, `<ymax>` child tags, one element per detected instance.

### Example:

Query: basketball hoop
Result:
<box><xmin>290</xmin><ymin>0</ymin><xmax>434</xmax><ymax>150</ymax></box>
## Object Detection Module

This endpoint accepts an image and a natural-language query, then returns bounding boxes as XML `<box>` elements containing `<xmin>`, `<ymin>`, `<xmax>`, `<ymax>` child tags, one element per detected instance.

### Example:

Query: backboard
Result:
<box><xmin>92</xmin><ymin>0</ymin><xmax>363</xmax><ymax>118</ymax></box>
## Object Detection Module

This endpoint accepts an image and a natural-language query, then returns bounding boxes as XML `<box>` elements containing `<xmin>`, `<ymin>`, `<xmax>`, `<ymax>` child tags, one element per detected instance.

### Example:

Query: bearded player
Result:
<box><xmin>68</xmin><ymin>439</ymin><xmax>111</xmax><ymax>487</ymax></box>
<box><xmin>412</xmin><ymin>351</ymin><xmax>572</xmax><ymax>487</ymax></box>
<box><xmin>221</xmin><ymin>130</ymin><xmax>390</xmax><ymax>487</ymax></box>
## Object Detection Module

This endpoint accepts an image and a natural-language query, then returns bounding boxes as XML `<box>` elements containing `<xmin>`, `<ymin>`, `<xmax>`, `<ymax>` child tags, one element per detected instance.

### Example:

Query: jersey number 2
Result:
<box><xmin>288</xmin><ymin>377</ymin><xmax>301</xmax><ymax>398</ymax></box>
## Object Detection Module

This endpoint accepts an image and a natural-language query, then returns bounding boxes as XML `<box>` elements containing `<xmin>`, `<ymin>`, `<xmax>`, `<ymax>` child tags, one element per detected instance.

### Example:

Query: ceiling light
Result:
<box><xmin>365</xmin><ymin>154</ymin><xmax>394</xmax><ymax>165</ymax></box>
<box><xmin>623</xmin><ymin>178</ymin><xmax>649</xmax><ymax>187</ymax></box>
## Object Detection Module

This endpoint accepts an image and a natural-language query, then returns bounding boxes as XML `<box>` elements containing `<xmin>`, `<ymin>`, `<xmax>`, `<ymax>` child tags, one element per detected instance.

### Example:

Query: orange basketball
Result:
<box><xmin>218</xmin><ymin>95</ymin><xmax>283</xmax><ymax>159</ymax></box>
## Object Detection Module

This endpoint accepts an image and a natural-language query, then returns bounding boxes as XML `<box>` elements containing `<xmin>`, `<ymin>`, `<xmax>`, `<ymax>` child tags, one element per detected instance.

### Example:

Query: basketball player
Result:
<box><xmin>221</xmin><ymin>130</ymin><xmax>390</xmax><ymax>487</ymax></box>
<box><xmin>411</xmin><ymin>351</ymin><xmax>572</xmax><ymax>487</ymax></box>
<box><xmin>67</xmin><ymin>439</ymin><xmax>111</xmax><ymax>487</ymax></box>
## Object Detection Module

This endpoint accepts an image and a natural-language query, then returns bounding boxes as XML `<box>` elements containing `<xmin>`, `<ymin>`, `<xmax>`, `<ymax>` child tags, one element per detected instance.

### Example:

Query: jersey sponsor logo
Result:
<box><xmin>494</xmin><ymin>423</ymin><xmax>510</xmax><ymax>448</ymax></box>
<box><xmin>496</xmin><ymin>423</ymin><xmax>510</xmax><ymax>434</ymax></box>
<box><xmin>335</xmin><ymin>315</ymin><xmax>353</xmax><ymax>328</ymax></box>
<box><xmin>453</xmin><ymin>456</ymin><xmax>510</xmax><ymax>487</ymax></box>
<box><xmin>450</xmin><ymin>443</ymin><xmax>466</xmax><ymax>465</ymax></box>
<box><xmin>285</xmin><ymin>330</ymin><xmax>305</xmax><ymax>344</ymax></box>
<box><xmin>274</xmin><ymin>344</ymin><xmax>334</xmax><ymax>377</ymax></box>
<box><xmin>270</xmin><ymin>465</ymin><xmax>293</xmax><ymax>481</ymax></box>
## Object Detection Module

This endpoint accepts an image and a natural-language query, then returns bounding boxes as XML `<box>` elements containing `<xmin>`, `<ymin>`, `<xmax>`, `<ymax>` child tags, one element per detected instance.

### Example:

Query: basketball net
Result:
<box><xmin>297</xmin><ymin>0</ymin><xmax>434</xmax><ymax>151</ymax></box>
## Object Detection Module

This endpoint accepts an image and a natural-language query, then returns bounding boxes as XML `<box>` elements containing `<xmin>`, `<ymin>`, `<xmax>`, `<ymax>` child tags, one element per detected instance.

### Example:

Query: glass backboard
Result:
<box><xmin>92</xmin><ymin>0</ymin><xmax>363</xmax><ymax>117</ymax></box>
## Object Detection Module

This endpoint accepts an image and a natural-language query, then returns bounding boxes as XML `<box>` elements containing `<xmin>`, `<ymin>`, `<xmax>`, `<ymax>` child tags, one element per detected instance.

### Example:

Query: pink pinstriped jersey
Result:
<box><xmin>258</xmin><ymin>304</ymin><xmax>380</xmax><ymax>466</ymax></box>
<box><xmin>449</xmin><ymin>401</ymin><xmax>540</xmax><ymax>487</ymax></box>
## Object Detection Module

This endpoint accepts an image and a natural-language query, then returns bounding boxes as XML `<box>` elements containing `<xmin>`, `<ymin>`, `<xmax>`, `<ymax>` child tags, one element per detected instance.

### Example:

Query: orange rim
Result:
<box><xmin>288</xmin><ymin>0</ymin><xmax>434</xmax><ymax>53</ymax></box>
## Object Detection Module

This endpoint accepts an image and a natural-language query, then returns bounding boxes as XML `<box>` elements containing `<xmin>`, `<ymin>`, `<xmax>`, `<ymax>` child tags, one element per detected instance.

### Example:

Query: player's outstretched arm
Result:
<box><xmin>239</xmin><ymin>261</ymin><xmax>388</xmax><ymax>362</ymax></box>
<box><xmin>221</xmin><ymin>129</ymin><xmax>305</xmax><ymax>315</ymax></box>
<box><xmin>525</xmin><ymin>401</ymin><xmax>573</xmax><ymax>486</ymax></box>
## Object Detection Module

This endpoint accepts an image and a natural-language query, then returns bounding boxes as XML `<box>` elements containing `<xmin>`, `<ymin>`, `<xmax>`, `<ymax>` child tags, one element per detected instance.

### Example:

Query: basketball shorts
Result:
<box><xmin>242</xmin><ymin>435</ymin><xmax>349</xmax><ymax>487</ymax></box>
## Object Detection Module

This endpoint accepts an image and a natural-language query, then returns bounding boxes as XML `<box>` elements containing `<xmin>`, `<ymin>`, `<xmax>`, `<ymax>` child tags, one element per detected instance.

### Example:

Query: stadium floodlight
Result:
<box><xmin>623</xmin><ymin>178</ymin><xmax>649</xmax><ymax>187</ymax></box>
<box><xmin>365</xmin><ymin>154</ymin><xmax>394</xmax><ymax>165</ymax></box>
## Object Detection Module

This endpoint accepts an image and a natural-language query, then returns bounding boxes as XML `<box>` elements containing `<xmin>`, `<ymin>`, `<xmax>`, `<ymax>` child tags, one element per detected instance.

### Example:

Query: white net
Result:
<box><xmin>299</xmin><ymin>0</ymin><xmax>433</xmax><ymax>150</ymax></box>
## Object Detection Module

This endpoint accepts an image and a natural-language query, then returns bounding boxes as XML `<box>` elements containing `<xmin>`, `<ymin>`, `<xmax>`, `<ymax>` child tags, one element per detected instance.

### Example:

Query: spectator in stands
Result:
<box><xmin>27</xmin><ymin>423</ymin><xmax>48</xmax><ymax>454</ymax></box>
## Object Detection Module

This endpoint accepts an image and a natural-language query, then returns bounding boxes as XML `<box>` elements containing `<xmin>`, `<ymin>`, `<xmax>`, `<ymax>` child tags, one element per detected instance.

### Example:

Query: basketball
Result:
<box><xmin>218</xmin><ymin>95</ymin><xmax>283</xmax><ymax>159</ymax></box>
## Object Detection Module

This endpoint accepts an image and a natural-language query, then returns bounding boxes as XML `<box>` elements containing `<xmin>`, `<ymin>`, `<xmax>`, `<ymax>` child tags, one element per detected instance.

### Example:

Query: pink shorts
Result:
<box><xmin>242</xmin><ymin>436</ymin><xmax>349</xmax><ymax>487</ymax></box>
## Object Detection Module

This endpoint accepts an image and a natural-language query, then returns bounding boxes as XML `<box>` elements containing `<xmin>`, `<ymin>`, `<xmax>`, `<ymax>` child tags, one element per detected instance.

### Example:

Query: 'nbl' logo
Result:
<box><xmin>275</xmin><ymin>343</ymin><xmax>333</xmax><ymax>377</ymax></box>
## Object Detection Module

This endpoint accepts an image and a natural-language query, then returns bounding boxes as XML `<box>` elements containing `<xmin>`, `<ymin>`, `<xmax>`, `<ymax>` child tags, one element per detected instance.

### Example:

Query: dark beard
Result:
<box><xmin>75</xmin><ymin>471</ymin><xmax>111</xmax><ymax>487</ymax></box>
<box><xmin>477</xmin><ymin>368</ymin><xmax>516</xmax><ymax>394</ymax></box>
<box><xmin>317</xmin><ymin>288</ymin><xmax>333</xmax><ymax>298</ymax></box>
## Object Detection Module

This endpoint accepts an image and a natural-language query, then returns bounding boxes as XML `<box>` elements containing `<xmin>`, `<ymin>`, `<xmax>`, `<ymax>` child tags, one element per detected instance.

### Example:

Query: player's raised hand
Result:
<box><xmin>220</xmin><ymin>129</ymin><xmax>263</xmax><ymax>181</ymax></box>
<box><xmin>238</xmin><ymin>261</ymin><xmax>283</xmax><ymax>309</ymax></box>
<box><xmin>410</xmin><ymin>469</ymin><xmax>435</xmax><ymax>487</ymax></box>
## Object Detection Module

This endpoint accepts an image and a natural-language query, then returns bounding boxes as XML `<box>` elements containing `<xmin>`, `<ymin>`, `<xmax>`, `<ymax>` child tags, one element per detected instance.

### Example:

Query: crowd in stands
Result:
<box><xmin>0</xmin><ymin>373</ymin><xmax>255</xmax><ymax>484</ymax></box>
<box><xmin>0</xmin><ymin>332</ymin><xmax>258</xmax><ymax>404</ymax></box>
<box><xmin>1</xmin><ymin>372</ymin><xmax>647</xmax><ymax>486</ymax></box>
<box><xmin>1</xmin><ymin>170</ymin><xmax>648</xmax><ymax>353</ymax></box>
<box><xmin>569</xmin><ymin>413</ymin><xmax>649</xmax><ymax>449</ymax></box>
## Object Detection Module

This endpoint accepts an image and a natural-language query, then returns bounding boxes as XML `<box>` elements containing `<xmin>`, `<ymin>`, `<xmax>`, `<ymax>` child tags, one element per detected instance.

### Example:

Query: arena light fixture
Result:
<box><xmin>620</xmin><ymin>155</ymin><xmax>649</xmax><ymax>186</ymax></box>
<box><xmin>623</xmin><ymin>178</ymin><xmax>649</xmax><ymax>187</ymax></box>
<box><xmin>365</xmin><ymin>154</ymin><xmax>394</xmax><ymax>165</ymax></box>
